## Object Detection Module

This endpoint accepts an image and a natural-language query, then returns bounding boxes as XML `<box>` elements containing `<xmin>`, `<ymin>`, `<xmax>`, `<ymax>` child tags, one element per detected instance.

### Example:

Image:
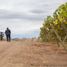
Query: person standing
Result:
<box><xmin>0</xmin><ymin>32</ymin><xmax>4</xmax><ymax>41</ymax></box>
<box><xmin>5</xmin><ymin>28</ymin><xmax>11</xmax><ymax>41</ymax></box>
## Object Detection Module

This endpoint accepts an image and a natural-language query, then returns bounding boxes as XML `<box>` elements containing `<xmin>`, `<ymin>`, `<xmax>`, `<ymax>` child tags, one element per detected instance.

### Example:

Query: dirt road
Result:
<box><xmin>0</xmin><ymin>40</ymin><xmax>67</xmax><ymax>67</ymax></box>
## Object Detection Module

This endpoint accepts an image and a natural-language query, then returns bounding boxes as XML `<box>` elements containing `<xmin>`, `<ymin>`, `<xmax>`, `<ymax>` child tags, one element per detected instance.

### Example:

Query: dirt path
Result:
<box><xmin>0</xmin><ymin>40</ymin><xmax>67</xmax><ymax>67</ymax></box>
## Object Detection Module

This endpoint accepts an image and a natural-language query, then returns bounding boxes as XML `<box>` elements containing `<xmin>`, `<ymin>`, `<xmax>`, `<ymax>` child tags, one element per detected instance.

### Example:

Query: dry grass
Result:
<box><xmin>0</xmin><ymin>39</ymin><xmax>67</xmax><ymax>67</ymax></box>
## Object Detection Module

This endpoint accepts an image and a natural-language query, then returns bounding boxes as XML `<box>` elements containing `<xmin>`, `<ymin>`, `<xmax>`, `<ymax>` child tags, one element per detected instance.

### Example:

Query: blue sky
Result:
<box><xmin>0</xmin><ymin>0</ymin><xmax>67</xmax><ymax>38</ymax></box>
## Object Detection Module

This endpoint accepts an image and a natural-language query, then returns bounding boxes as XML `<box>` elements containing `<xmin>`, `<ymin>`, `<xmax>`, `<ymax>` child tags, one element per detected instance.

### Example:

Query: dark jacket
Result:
<box><xmin>5</xmin><ymin>29</ymin><xmax>11</xmax><ymax>35</ymax></box>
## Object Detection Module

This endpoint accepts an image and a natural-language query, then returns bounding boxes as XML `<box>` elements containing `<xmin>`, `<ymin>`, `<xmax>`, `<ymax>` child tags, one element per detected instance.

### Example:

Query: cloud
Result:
<box><xmin>30</xmin><ymin>9</ymin><xmax>46</xmax><ymax>14</ymax></box>
<box><xmin>0</xmin><ymin>9</ymin><xmax>44</xmax><ymax>21</ymax></box>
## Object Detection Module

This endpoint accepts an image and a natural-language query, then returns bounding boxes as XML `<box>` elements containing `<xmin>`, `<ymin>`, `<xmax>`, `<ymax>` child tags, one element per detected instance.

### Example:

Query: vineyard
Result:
<box><xmin>40</xmin><ymin>3</ymin><xmax>67</xmax><ymax>50</ymax></box>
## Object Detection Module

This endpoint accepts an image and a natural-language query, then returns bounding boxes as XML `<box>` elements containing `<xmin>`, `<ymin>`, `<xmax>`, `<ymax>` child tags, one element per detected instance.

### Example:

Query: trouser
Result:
<box><xmin>1</xmin><ymin>36</ymin><xmax>3</xmax><ymax>41</ymax></box>
<box><xmin>6</xmin><ymin>35</ymin><xmax>11</xmax><ymax>41</ymax></box>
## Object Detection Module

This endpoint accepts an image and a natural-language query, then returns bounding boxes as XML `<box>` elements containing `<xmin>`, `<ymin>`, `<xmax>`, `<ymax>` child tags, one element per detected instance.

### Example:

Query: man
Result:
<box><xmin>5</xmin><ymin>28</ymin><xmax>11</xmax><ymax>41</ymax></box>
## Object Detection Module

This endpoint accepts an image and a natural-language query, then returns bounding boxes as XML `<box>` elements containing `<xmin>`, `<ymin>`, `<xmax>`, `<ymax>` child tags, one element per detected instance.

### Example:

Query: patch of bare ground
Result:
<box><xmin>0</xmin><ymin>40</ymin><xmax>67</xmax><ymax>67</ymax></box>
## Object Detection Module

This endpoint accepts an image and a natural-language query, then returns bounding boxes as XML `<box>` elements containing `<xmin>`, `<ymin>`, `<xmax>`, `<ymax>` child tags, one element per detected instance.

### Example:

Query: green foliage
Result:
<box><xmin>40</xmin><ymin>2</ymin><xmax>67</xmax><ymax>42</ymax></box>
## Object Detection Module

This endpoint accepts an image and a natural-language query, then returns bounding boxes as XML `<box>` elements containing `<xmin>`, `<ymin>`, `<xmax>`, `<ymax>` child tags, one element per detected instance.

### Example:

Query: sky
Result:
<box><xmin>0</xmin><ymin>0</ymin><xmax>67</xmax><ymax>38</ymax></box>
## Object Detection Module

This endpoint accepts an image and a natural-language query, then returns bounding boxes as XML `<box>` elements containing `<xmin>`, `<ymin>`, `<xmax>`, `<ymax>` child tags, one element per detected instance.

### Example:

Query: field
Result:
<box><xmin>0</xmin><ymin>39</ymin><xmax>67</xmax><ymax>67</ymax></box>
